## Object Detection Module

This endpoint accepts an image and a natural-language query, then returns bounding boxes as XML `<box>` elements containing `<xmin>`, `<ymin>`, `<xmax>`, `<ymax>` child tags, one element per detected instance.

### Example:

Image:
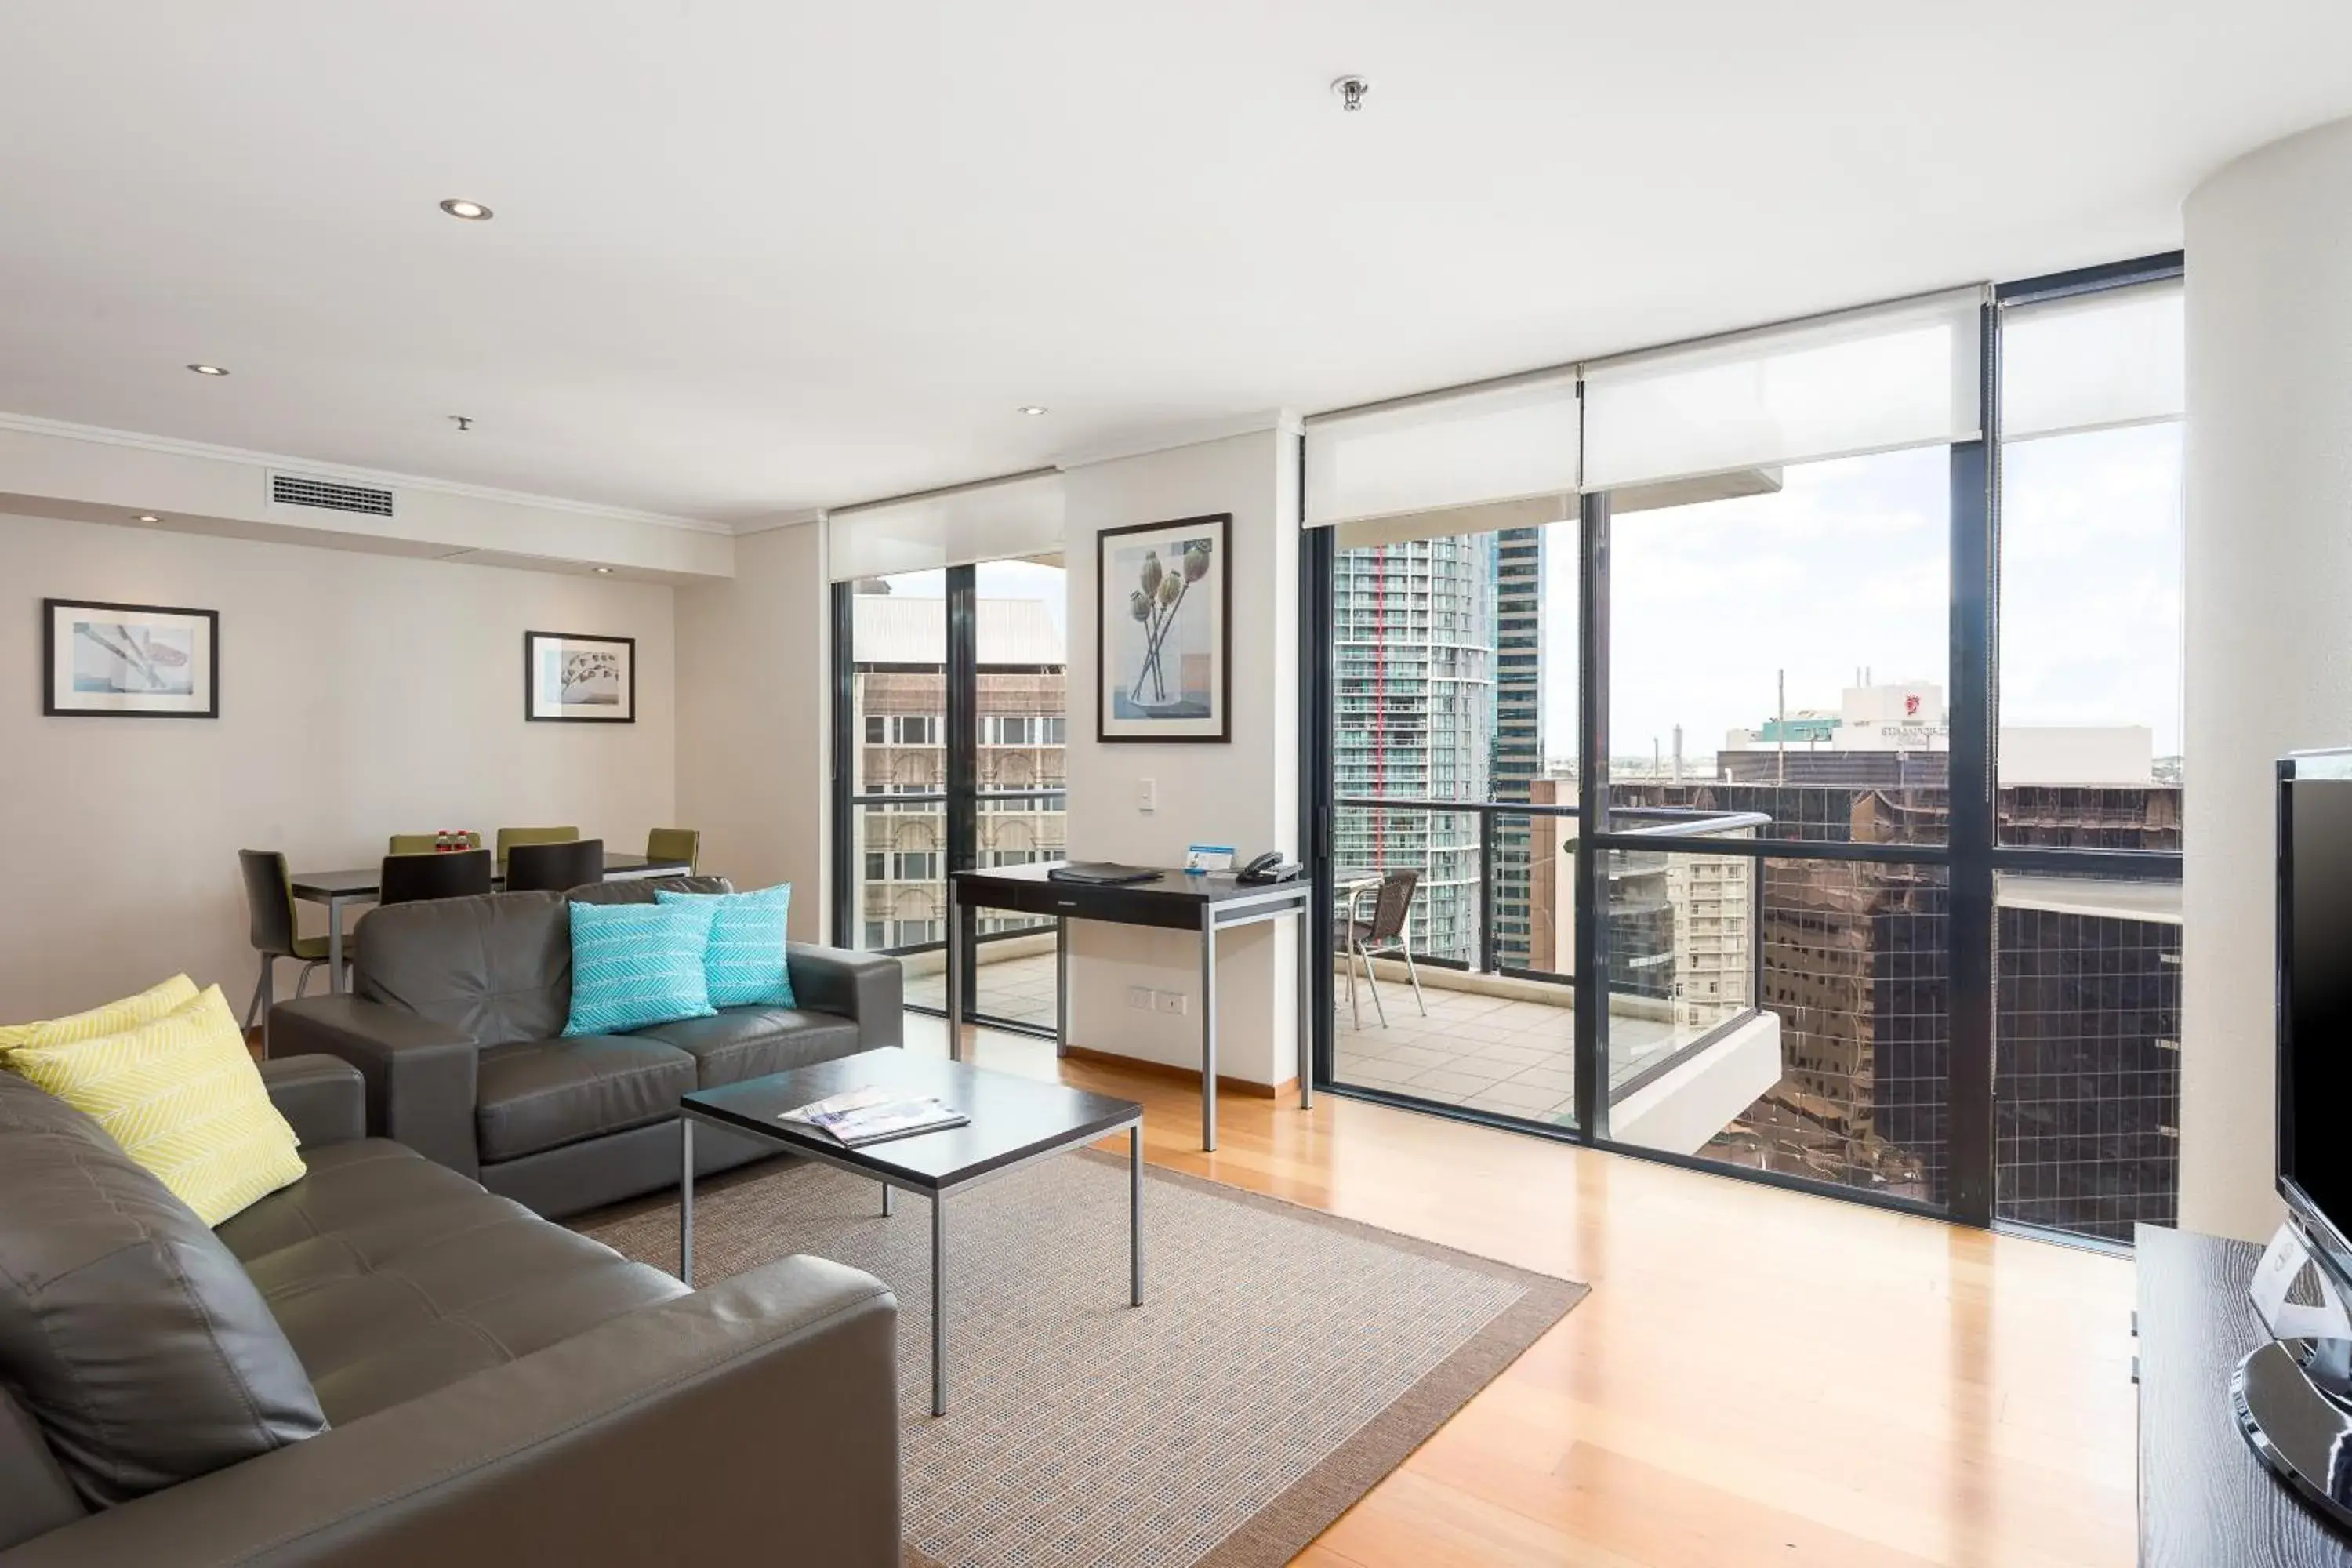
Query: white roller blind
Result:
<box><xmin>1581</xmin><ymin>289</ymin><xmax>1984</xmax><ymax>491</ymax></box>
<box><xmin>827</xmin><ymin>471</ymin><xmax>1065</xmax><ymax>583</ymax></box>
<box><xmin>1303</xmin><ymin>371</ymin><xmax>1581</xmax><ymax>528</ymax></box>
<box><xmin>2000</xmin><ymin>278</ymin><xmax>2183</xmax><ymax>441</ymax></box>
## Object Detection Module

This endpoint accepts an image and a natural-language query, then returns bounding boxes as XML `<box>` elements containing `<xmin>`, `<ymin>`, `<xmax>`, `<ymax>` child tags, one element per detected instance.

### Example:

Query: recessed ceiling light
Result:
<box><xmin>593</xmin><ymin>566</ymin><xmax>614</xmax><ymax>575</ymax></box>
<box><xmin>187</xmin><ymin>363</ymin><xmax>228</xmax><ymax>376</ymax></box>
<box><xmin>1017</xmin><ymin>405</ymin><xmax>1049</xmax><ymax>416</ymax></box>
<box><xmin>133</xmin><ymin>514</ymin><xmax>161</xmax><ymax>524</ymax></box>
<box><xmin>439</xmin><ymin>198</ymin><xmax>493</xmax><ymax>221</ymax></box>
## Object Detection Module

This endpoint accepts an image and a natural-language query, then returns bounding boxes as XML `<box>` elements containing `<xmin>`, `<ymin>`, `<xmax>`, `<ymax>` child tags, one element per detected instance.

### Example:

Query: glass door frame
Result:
<box><xmin>1300</xmin><ymin>252</ymin><xmax>2187</xmax><ymax>1235</ymax></box>
<box><xmin>831</xmin><ymin>564</ymin><xmax>1062</xmax><ymax>1037</ymax></box>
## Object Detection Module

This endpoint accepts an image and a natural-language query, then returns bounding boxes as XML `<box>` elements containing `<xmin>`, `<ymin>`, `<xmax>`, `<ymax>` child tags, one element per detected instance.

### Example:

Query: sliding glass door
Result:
<box><xmin>832</xmin><ymin>554</ymin><xmax>1067</xmax><ymax>1036</ymax></box>
<box><xmin>1303</xmin><ymin>258</ymin><xmax>2185</xmax><ymax>1243</ymax></box>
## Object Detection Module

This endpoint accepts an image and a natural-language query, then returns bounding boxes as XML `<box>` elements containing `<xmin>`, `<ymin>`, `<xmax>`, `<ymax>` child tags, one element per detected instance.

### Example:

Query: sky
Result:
<box><xmin>1547</xmin><ymin>422</ymin><xmax>2183</xmax><ymax>764</ymax></box>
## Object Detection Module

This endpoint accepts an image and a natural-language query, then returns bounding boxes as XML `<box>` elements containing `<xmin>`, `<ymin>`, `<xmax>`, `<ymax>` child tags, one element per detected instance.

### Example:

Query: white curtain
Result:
<box><xmin>827</xmin><ymin>471</ymin><xmax>1065</xmax><ymax>583</ymax></box>
<box><xmin>1303</xmin><ymin>371</ymin><xmax>1581</xmax><ymax>529</ymax></box>
<box><xmin>1581</xmin><ymin>288</ymin><xmax>1985</xmax><ymax>491</ymax></box>
<box><xmin>2000</xmin><ymin>278</ymin><xmax>2184</xmax><ymax>441</ymax></box>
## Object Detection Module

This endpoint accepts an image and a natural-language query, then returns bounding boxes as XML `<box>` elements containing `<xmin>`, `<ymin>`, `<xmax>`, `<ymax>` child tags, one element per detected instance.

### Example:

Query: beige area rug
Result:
<box><xmin>577</xmin><ymin>1150</ymin><xmax>1584</xmax><ymax>1568</ymax></box>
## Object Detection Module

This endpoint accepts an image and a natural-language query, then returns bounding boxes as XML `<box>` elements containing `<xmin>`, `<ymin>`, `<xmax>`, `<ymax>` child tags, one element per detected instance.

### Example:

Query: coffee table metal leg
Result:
<box><xmin>1130</xmin><ymin>1124</ymin><xmax>1144</xmax><ymax>1307</ymax></box>
<box><xmin>931</xmin><ymin>1194</ymin><xmax>948</xmax><ymax>1417</ymax></box>
<box><xmin>678</xmin><ymin>1118</ymin><xmax>695</xmax><ymax>1287</ymax></box>
<box><xmin>882</xmin><ymin>1181</ymin><xmax>893</xmax><ymax>1218</ymax></box>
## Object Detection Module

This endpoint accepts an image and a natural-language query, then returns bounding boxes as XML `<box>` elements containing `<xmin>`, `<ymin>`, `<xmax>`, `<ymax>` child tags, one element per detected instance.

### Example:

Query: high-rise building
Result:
<box><xmin>1332</xmin><ymin>535</ymin><xmax>1494</xmax><ymax>962</ymax></box>
<box><xmin>851</xmin><ymin>592</ymin><xmax>1067</xmax><ymax>951</ymax></box>
<box><xmin>1490</xmin><ymin>528</ymin><xmax>1545</xmax><ymax>969</ymax></box>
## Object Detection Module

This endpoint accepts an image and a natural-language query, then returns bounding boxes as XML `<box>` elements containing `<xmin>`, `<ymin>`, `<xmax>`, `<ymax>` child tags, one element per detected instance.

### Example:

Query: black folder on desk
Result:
<box><xmin>1045</xmin><ymin>862</ymin><xmax>1162</xmax><ymax>886</ymax></box>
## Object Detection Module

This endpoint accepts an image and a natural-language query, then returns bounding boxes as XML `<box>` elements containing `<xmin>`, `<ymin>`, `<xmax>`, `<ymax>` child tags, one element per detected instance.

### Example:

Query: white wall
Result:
<box><xmin>0</xmin><ymin>512</ymin><xmax>677</xmax><ymax>1022</ymax></box>
<box><xmin>1062</xmin><ymin>430</ymin><xmax>1301</xmax><ymax>1085</ymax></box>
<box><xmin>673</xmin><ymin>521</ymin><xmax>829</xmax><ymax>941</ymax></box>
<box><xmin>2180</xmin><ymin>114</ymin><xmax>2352</xmax><ymax>1240</ymax></box>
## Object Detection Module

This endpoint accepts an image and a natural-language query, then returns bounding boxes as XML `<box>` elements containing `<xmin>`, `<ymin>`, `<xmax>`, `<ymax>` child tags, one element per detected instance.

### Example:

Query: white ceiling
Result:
<box><xmin>3</xmin><ymin>2</ymin><xmax>2348</xmax><ymax>529</ymax></box>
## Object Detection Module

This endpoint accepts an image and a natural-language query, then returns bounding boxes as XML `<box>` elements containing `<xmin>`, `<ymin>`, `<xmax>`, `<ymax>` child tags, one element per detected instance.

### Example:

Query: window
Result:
<box><xmin>843</xmin><ymin>569</ymin><xmax>946</xmax><ymax>993</ymax></box>
<box><xmin>1990</xmin><ymin>272</ymin><xmax>2184</xmax><ymax>1240</ymax></box>
<box><xmin>1304</xmin><ymin>256</ymin><xmax>2184</xmax><ymax>1243</ymax></box>
<box><xmin>837</xmin><ymin>551</ymin><xmax>1069</xmax><ymax>1034</ymax></box>
<box><xmin>1610</xmin><ymin>447</ymin><xmax>1952</xmax><ymax>844</ymax></box>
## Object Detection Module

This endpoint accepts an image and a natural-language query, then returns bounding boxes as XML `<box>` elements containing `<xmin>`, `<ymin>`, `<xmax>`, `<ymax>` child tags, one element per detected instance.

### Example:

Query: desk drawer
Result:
<box><xmin>954</xmin><ymin>877</ymin><xmax>1204</xmax><ymax>931</ymax></box>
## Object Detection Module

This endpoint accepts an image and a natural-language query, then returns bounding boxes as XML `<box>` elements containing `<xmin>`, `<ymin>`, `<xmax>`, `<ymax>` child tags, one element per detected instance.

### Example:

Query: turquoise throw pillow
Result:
<box><xmin>657</xmin><ymin>883</ymin><xmax>796</xmax><ymax>1010</ymax></box>
<box><xmin>563</xmin><ymin>897</ymin><xmax>720</xmax><ymax>1037</ymax></box>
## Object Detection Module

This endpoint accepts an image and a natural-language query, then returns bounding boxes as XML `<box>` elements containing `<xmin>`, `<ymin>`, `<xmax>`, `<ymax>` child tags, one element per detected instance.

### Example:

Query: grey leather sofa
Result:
<box><xmin>271</xmin><ymin>878</ymin><xmax>902</xmax><ymax>1218</ymax></box>
<box><xmin>0</xmin><ymin>1056</ymin><xmax>901</xmax><ymax>1566</ymax></box>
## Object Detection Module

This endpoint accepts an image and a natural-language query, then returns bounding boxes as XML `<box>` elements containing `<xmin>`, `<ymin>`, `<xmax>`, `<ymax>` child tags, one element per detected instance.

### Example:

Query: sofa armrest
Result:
<box><xmin>787</xmin><ymin>944</ymin><xmax>903</xmax><ymax>1051</ymax></box>
<box><xmin>0</xmin><ymin>1257</ymin><xmax>900</xmax><ymax>1568</ymax></box>
<box><xmin>267</xmin><ymin>998</ymin><xmax>481</xmax><ymax>1179</ymax></box>
<box><xmin>256</xmin><ymin>1054</ymin><xmax>366</xmax><ymax>1147</ymax></box>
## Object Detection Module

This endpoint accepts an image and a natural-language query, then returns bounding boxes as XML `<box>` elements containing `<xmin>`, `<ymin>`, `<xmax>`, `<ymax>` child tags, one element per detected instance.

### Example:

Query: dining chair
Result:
<box><xmin>505</xmin><ymin>837</ymin><xmax>605</xmax><ymax>894</ymax></box>
<box><xmin>389</xmin><ymin>832</ymin><xmax>480</xmax><ymax>855</ymax></box>
<box><xmin>238</xmin><ymin>849</ymin><xmax>350</xmax><ymax>1049</ymax></box>
<box><xmin>495</xmin><ymin>826</ymin><xmax>579</xmax><ymax>865</ymax></box>
<box><xmin>379</xmin><ymin>848</ymin><xmax>494</xmax><ymax>906</ymax></box>
<box><xmin>1344</xmin><ymin>869</ymin><xmax>1426</xmax><ymax>1029</ymax></box>
<box><xmin>645</xmin><ymin>826</ymin><xmax>701</xmax><ymax>873</ymax></box>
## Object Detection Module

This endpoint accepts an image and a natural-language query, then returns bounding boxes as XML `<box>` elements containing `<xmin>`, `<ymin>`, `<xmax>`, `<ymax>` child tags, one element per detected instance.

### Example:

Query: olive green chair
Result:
<box><xmin>646</xmin><ymin>827</ymin><xmax>701</xmax><ymax>873</ymax></box>
<box><xmin>389</xmin><ymin>831</ymin><xmax>481</xmax><ymax>855</ymax></box>
<box><xmin>494</xmin><ymin>826</ymin><xmax>579</xmax><ymax>866</ymax></box>
<box><xmin>237</xmin><ymin>849</ymin><xmax>353</xmax><ymax>1049</ymax></box>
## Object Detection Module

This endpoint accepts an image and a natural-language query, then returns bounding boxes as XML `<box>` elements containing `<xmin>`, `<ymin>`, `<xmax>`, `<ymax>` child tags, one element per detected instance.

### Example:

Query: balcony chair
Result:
<box><xmin>1345</xmin><ymin>869</ymin><xmax>1427</xmax><ymax>1029</ymax></box>
<box><xmin>506</xmin><ymin>837</ymin><xmax>606</xmax><ymax>893</ymax></box>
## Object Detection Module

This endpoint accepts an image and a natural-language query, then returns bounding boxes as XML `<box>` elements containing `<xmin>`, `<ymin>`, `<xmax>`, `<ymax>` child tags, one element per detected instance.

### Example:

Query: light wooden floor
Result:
<box><xmin>905</xmin><ymin>1014</ymin><xmax>2137</xmax><ymax>1568</ymax></box>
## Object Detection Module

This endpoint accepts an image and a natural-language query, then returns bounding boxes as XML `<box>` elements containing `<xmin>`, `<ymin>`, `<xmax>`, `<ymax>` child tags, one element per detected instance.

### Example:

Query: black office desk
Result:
<box><xmin>946</xmin><ymin>864</ymin><xmax>1313</xmax><ymax>1151</ymax></box>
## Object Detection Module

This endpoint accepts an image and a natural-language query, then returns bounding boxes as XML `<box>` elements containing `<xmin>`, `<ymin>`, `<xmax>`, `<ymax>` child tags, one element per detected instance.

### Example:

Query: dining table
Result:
<box><xmin>290</xmin><ymin>851</ymin><xmax>695</xmax><ymax>993</ymax></box>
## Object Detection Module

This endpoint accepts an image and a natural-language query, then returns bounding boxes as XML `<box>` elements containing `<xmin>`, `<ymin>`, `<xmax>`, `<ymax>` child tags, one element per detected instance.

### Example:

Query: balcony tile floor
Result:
<box><xmin>902</xmin><ymin>949</ymin><xmax>1704</xmax><ymax>1126</ymax></box>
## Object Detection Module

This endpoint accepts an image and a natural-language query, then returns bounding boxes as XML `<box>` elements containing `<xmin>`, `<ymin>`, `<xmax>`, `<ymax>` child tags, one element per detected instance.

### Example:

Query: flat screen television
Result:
<box><xmin>2278</xmin><ymin>750</ymin><xmax>2352</xmax><ymax>1287</ymax></box>
<box><xmin>2238</xmin><ymin>751</ymin><xmax>2352</xmax><ymax>1526</ymax></box>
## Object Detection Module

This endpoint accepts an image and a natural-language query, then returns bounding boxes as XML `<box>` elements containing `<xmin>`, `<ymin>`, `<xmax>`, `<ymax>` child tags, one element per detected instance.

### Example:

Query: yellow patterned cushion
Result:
<box><xmin>8</xmin><ymin>985</ymin><xmax>305</xmax><ymax>1226</ymax></box>
<box><xmin>0</xmin><ymin>973</ymin><xmax>199</xmax><ymax>1057</ymax></box>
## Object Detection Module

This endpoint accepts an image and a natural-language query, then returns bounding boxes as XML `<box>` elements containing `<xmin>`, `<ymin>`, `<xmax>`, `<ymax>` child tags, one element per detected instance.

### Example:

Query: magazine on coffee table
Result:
<box><xmin>778</xmin><ymin>1085</ymin><xmax>968</xmax><ymax>1147</ymax></box>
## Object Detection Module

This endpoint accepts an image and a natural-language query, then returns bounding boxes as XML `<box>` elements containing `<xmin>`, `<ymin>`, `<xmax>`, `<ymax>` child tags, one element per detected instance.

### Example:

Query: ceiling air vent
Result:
<box><xmin>268</xmin><ymin>472</ymin><xmax>396</xmax><ymax>517</ymax></box>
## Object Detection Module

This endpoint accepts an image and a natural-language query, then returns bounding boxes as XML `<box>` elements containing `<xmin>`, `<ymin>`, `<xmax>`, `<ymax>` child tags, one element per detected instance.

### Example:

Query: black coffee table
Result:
<box><xmin>677</xmin><ymin>1048</ymin><xmax>1145</xmax><ymax>1417</ymax></box>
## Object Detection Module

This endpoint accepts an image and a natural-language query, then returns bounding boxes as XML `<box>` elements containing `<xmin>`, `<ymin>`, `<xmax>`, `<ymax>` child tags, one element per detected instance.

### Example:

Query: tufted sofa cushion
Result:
<box><xmin>214</xmin><ymin>1138</ymin><xmax>687</xmax><ymax>1424</ymax></box>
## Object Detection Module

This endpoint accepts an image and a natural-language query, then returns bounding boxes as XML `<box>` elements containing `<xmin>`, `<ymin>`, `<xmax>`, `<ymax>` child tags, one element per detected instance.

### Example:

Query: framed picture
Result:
<box><xmin>1097</xmin><ymin>512</ymin><xmax>1230</xmax><ymax>743</ymax></box>
<box><xmin>524</xmin><ymin>630</ymin><xmax>636</xmax><ymax>723</ymax></box>
<box><xmin>43</xmin><ymin>599</ymin><xmax>219</xmax><ymax>717</ymax></box>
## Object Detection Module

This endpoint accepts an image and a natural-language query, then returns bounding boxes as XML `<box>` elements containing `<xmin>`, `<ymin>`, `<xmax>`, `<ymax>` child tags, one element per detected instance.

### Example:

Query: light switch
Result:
<box><xmin>1138</xmin><ymin>778</ymin><xmax>1156</xmax><ymax>813</ymax></box>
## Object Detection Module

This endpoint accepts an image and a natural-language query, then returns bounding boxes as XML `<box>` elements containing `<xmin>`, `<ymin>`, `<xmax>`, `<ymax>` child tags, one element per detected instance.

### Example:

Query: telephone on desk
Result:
<box><xmin>1236</xmin><ymin>852</ymin><xmax>1305</xmax><ymax>885</ymax></box>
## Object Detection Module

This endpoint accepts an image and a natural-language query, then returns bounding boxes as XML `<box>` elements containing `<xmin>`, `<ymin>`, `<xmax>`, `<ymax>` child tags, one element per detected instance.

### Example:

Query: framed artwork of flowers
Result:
<box><xmin>1095</xmin><ymin>513</ymin><xmax>1229</xmax><ymax>743</ymax></box>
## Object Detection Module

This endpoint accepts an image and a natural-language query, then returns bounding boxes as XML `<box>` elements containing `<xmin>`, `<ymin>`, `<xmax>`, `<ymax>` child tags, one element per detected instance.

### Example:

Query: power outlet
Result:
<box><xmin>1126</xmin><ymin>985</ymin><xmax>1155</xmax><ymax>1011</ymax></box>
<box><xmin>1155</xmin><ymin>990</ymin><xmax>1188</xmax><ymax>1017</ymax></box>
